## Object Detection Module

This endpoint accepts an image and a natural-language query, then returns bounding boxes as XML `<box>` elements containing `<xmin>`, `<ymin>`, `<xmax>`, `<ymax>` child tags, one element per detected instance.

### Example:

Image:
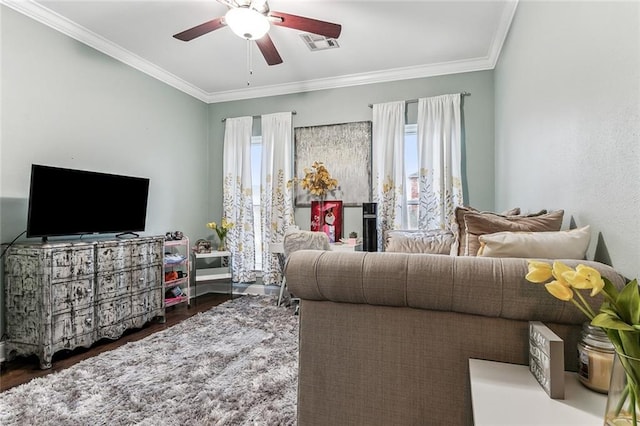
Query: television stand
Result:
<box><xmin>3</xmin><ymin>235</ymin><xmax>165</xmax><ymax>369</ymax></box>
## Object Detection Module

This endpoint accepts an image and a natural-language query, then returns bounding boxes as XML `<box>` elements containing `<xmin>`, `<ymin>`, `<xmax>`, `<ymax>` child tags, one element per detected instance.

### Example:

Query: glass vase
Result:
<box><xmin>605</xmin><ymin>351</ymin><xmax>640</xmax><ymax>425</ymax></box>
<box><xmin>217</xmin><ymin>238</ymin><xmax>226</xmax><ymax>251</ymax></box>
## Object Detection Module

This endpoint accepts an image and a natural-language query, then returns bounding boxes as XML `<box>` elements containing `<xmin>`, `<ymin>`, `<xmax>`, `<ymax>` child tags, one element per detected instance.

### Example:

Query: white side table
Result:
<box><xmin>469</xmin><ymin>358</ymin><xmax>607</xmax><ymax>425</ymax></box>
<box><xmin>191</xmin><ymin>251</ymin><xmax>232</xmax><ymax>302</ymax></box>
<box><xmin>329</xmin><ymin>243</ymin><xmax>363</xmax><ymax>252</ymax></box>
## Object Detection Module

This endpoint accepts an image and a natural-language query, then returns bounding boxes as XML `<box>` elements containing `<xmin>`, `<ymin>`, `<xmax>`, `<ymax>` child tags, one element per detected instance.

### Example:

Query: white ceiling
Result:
<box><xmin>4</xmin><ymin>0</ymin><xmax>519</xmax><ymax>103</ymax></box>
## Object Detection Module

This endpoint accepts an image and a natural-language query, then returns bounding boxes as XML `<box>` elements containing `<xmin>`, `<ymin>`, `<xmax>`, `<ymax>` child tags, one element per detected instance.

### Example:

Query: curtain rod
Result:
<box><xmin>221</xmin><ymin>111</ymin><xmax>297</xmax><ymax>122</ymax></box>
<box><xmin>367</xmin><ymin>92</ymin><xmax>471</xmax><ymax>108</ymax></box>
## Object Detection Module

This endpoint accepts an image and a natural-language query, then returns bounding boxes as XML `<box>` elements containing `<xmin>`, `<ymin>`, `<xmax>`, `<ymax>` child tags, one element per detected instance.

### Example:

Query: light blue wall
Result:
<box><xmin>1</xmin><ymin>6</ymin><xmax>210</xmax><ymax>243</ymax></box>
<box><xmin>207</xmin><ymin>70</ymin><xmax>495</xmax><ymax>236</ymax></box>
<box><xmin>494</xmin><ymin>1</ymin><xmax>640</xmax><ymax>279</ymax></box>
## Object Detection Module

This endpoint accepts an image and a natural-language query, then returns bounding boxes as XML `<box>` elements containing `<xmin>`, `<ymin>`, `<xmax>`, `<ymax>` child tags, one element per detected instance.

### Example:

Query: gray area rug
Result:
<box><xmin>0</xmin><ymin>295</ymin><xmax>298</xmax><ymax>425</ymax></box>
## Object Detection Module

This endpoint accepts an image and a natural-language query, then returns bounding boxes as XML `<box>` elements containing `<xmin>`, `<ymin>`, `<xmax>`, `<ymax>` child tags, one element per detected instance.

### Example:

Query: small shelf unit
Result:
<box><xmin>163</xmin><ymin>237</ymin><xmax>190</xmax><ymax>308</ymax></box>
<box><xmin>191</xmin><ymin>250</ymin><xmax>232</xmax><ymax>298</ymax></box>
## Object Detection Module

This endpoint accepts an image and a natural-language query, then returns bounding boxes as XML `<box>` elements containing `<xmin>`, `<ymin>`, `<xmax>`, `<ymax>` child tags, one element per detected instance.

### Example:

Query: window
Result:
<box><xmin>405</xmin><ymin>124</ymin><xmax>418</xmax><ymax>230</ymax></box>
<box><xmin>250</xmin><ymin>136</ymin><xmax>262</xmax><ymax>271</ymax></box>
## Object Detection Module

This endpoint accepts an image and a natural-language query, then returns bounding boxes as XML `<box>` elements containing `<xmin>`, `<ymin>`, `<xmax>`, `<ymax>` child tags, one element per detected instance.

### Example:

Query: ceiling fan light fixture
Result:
<box><xmin>225</xmin><ymin>7</ymin><xmax>270</xmax><ymax>40</ymax></box>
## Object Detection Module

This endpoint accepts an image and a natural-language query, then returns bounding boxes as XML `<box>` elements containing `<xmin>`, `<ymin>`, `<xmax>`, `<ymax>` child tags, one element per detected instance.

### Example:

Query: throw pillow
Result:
<box><xmin>462</xmin><ymin>209</ymin><xmax>564</xmax><ymax>256</ymax></box>
<box><xmin>476</xmin><ymin>225</ymin><xmax>591</xmax><ymax>259</ymax></box>
<box><xmin>452</xmin><ymin>206</ymin><xmax>539</xmax><ymax>255</ymax></box>
<box><xmin>501</xmin><ymin>207</ymin><xmax>521</xmax><ymax>216</ymax></box>
<box><xmin>385</xmin><ymin>230</ymin><xmax>455</xmax><ymax>254</ymax></box>
<box><xmin>452</xmin><ymin>206</ymin><xmax>475</xmax><ymax>256</ymax></box>
<box><xmin>519</xmin><ymin>209</ymin><xmax>549</xmax><ymax>217</ymax></box>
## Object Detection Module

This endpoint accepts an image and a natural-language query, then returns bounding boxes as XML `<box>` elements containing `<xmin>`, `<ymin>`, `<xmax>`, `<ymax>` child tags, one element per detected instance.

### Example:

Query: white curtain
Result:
<box><xmin>417</xmin><ymin>94</ymin><xmax>464</xmax><ymax>230</ymax></box>
<box><xmin>372</xmin><ymin>101</ymin><xmax>406</xmax><ymax>250</ymax></box>
<box><xmin>260</xmin><ymin>112</ymin><xmax>295</xmax><ymax>285</ymax></box>
<box><xmin>222</xmin><ymin>116</ymin><xmax>256</xmax><ymax>283</ymax></box>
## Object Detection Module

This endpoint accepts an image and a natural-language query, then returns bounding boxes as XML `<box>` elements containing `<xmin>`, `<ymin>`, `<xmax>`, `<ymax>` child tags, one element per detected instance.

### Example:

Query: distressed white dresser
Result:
<box><xmin>3</xmin><ymin>235</ymin><xmax>165</xmax><ymax>369</ymax></box>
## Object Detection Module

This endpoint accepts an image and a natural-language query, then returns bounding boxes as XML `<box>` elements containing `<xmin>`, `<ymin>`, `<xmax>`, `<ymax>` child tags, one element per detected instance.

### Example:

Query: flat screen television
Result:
<box><xmin>27</xmin><ymin>164</ymin><xmax>150</xmax><ymax>240</ymax></box>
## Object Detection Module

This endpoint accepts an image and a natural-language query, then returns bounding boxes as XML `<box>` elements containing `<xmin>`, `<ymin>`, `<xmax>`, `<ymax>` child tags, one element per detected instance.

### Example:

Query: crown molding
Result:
<box><xmin>205</xmin><ymin>57</ymin><xmax>495</xmax><ymax>103</ymax></box>
<box><xmin>2</xmin><ymin>0</ymin><xmax>210</xmax><ymax>103</ymax></box>
<box><xmin>487</xmin><ymin>0</ymin><xmax>519</xmax><ymax>68</ymax></box>
<box><xmin>4</xmin><ymin>0</ymin><xmax>518</xmax><ymax>105</ymax></box>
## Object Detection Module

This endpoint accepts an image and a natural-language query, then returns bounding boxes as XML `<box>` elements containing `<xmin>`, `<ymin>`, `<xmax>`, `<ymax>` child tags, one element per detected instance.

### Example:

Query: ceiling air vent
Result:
<box><xmin>300</xmin><ymin>33</ymin><xmax>340</xmax><ymax>51</ymax></box>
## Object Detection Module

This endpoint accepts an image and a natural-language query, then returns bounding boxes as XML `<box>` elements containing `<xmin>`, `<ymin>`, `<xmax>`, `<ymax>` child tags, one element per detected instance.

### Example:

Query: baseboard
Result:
<box><xmin>192</xmin><ymin>281</ymin><xmax>231</xmax><ymax>297</ymax></box>
<box><xmin>191</xmin><ymin>282</ymin><xmax>280</xmax><ymax>298</ymax></box>
<box><xmin>234</xmin><ymin>283</ymin><xmax>280</xmax><ymax>296</ymax></box>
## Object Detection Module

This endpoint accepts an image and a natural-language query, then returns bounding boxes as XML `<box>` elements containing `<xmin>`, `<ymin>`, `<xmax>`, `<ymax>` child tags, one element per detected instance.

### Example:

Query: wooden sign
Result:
<box><xmin>529</xmin><ymin>321</ymin><xmax>565</xmax><ymax>399</ymax></box>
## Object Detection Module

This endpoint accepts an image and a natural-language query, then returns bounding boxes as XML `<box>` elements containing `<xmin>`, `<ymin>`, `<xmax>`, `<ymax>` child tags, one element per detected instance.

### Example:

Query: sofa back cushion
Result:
<box><xmin>477</xmin><ymin>225</ymin><xmax>591</xmax><ymax>259</ymax></box>
<box><xmin>463</xmin><ymin>210</ymin><xmax>564</xmax><ymax>256</ymax></box>
<box><xmin>284</xmin><ymin>250</ymin><xmax>625</xmax><ymax>324</ymax></box>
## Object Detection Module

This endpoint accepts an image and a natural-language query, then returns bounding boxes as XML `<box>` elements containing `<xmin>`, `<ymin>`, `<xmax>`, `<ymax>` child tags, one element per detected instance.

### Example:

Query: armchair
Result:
<box><xmin>277</xmin><ymin>230</ymin><xmax>330</xmax><ymax>308</ymax></box>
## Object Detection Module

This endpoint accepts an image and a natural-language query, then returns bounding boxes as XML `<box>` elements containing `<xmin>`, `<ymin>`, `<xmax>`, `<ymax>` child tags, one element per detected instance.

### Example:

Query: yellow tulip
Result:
<box><xmin>526</xmin><ymin>260</ymin><xmax>553</xmax><ymax>283</ymax></box>
<box><xmin>563</xmin><ymin>264</ymin><xmax>605</xmax><ymax>296</ymax></box>
<box><xmin>576</xmin><ymin>264</ymin><xmax>603</xmax><ymax>280</ymax></box>
<box><xmin>545</xmin><ymin>281</ymin><xmax>574</xmax><ymax>301</ymax></box>
<box><xmin>522</xmin><ymin>259</ymin><xmax>639</xmax><ymax>352</ymax></box>
<box><xmin>552</xmin><ymin>261</ymin><xmax>573</xmax><ymax>286</ymax></box>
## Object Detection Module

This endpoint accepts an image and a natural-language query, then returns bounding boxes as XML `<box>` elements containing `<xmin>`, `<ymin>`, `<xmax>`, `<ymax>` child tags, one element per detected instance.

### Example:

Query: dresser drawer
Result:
<box><xmin>97</xmin><ymin>297</ymin><xmax>132</xmax><ymax>338</ymax></box>
<box><xmin>50</xmin><ymin>247</ymin><xmax>94</xmax><ymax>282</ymax></box>
<box><xmin>96</xmin><ymin>270</ymin><xmax>131</xmax><ymax>299</ymax></box>
<box><xmin>51</xmin><ymin>278</ymin><xmax>94</xmax><ymax>313</ymax></box>
<box><xmin>131</xmin><ymin>239</ymin><xmax>163</xmax><ymax>267</ymax></box>
<box><xmin>95</xmin><ymin>243</ymin><xmax>132</xmax><ymax>273</ymax></box>
<box><xmin>51</xmin><ymin>306</ymin><xmax>95</xmax><ymax>345</ymax></box>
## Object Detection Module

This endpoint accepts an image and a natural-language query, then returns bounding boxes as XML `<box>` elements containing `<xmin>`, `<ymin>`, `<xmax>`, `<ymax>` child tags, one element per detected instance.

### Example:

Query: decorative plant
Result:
<box><xmin>525</xmin><ymin>260</ymin><xmax>640</xmax><ymax>423</ymax></box>
<box><xmin>206</xmin><ymin>218</ymin><xmax>234</xmax><ymax>250</ymax></box>
<box><xmin>289</xmin><ymin>161</ymin><xmax>339</xmax><ymax>237</ymax></box>
<box><xmin>299</xmin><ymin>161</ymin><xmax>339</xmax><ymax>198</ymax></box>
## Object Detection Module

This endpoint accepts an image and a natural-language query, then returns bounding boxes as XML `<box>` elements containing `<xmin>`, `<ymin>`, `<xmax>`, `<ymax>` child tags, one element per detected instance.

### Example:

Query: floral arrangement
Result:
<box><xmin>299</xmin><ymin>161</ymin><xmax>338</xmax><ymax>198</ymax></box>
<box><xmin>206</xmin><ymin>218</ymin><xmax>234</xmax><ymax>249</ymax></box>
<box><xmin>526</xmin><ymin>260</ymin><xmax>639</xmax><ymax>423</ymax></box>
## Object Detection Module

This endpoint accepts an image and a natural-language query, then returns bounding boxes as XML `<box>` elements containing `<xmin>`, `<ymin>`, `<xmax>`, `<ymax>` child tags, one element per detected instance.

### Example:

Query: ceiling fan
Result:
<box><xmin>173</xmin><ymin>0</ymin><xmax>342</xmax><ymax>66</ymax></box>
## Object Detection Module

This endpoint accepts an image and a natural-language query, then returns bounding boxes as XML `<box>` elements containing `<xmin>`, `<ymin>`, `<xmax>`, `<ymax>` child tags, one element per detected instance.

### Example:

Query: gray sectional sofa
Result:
<box><xmin>284</xmin><ymin>250</ymin><xmax>625</xmax><ymax>425</ymax></box>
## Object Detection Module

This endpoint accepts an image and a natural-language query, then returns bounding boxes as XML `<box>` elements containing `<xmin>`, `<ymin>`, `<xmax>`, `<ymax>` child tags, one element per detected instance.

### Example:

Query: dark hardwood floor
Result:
<box><xmin>0</xmin><ymin>293</ymin><xmax>232</xmax><ymax>392</ymax></box>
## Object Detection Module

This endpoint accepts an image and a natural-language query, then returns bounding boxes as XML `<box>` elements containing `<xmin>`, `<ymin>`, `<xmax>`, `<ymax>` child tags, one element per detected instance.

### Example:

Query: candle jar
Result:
<box><xmin>577</xmin><ymin>322</ymin><xmax>615</xmax><ymax>393</ymax></box>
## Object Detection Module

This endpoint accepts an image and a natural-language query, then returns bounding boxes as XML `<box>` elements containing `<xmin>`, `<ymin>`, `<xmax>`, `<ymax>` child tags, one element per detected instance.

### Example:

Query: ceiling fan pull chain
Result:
<box><xmin>247</xmin><ymin>39</ymin><xmax>254</xmax><ymax>86</ymax></box>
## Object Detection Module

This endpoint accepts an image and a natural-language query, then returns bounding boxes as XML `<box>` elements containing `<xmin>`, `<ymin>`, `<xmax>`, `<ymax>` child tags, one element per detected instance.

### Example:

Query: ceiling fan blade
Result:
<box><xmin>173</xmin><ymin>17</ymin><xmax>226</xmax><ymax>41</ymax></box>
<box><xmin>255</xmin><ymin>34</ymin><xmax>283</xmax><ymax>66</ymax></box>
<box><xmin>269</xmin><ymin>11</ymin><xmax>341</xmax><ymax>39</ymax></box>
